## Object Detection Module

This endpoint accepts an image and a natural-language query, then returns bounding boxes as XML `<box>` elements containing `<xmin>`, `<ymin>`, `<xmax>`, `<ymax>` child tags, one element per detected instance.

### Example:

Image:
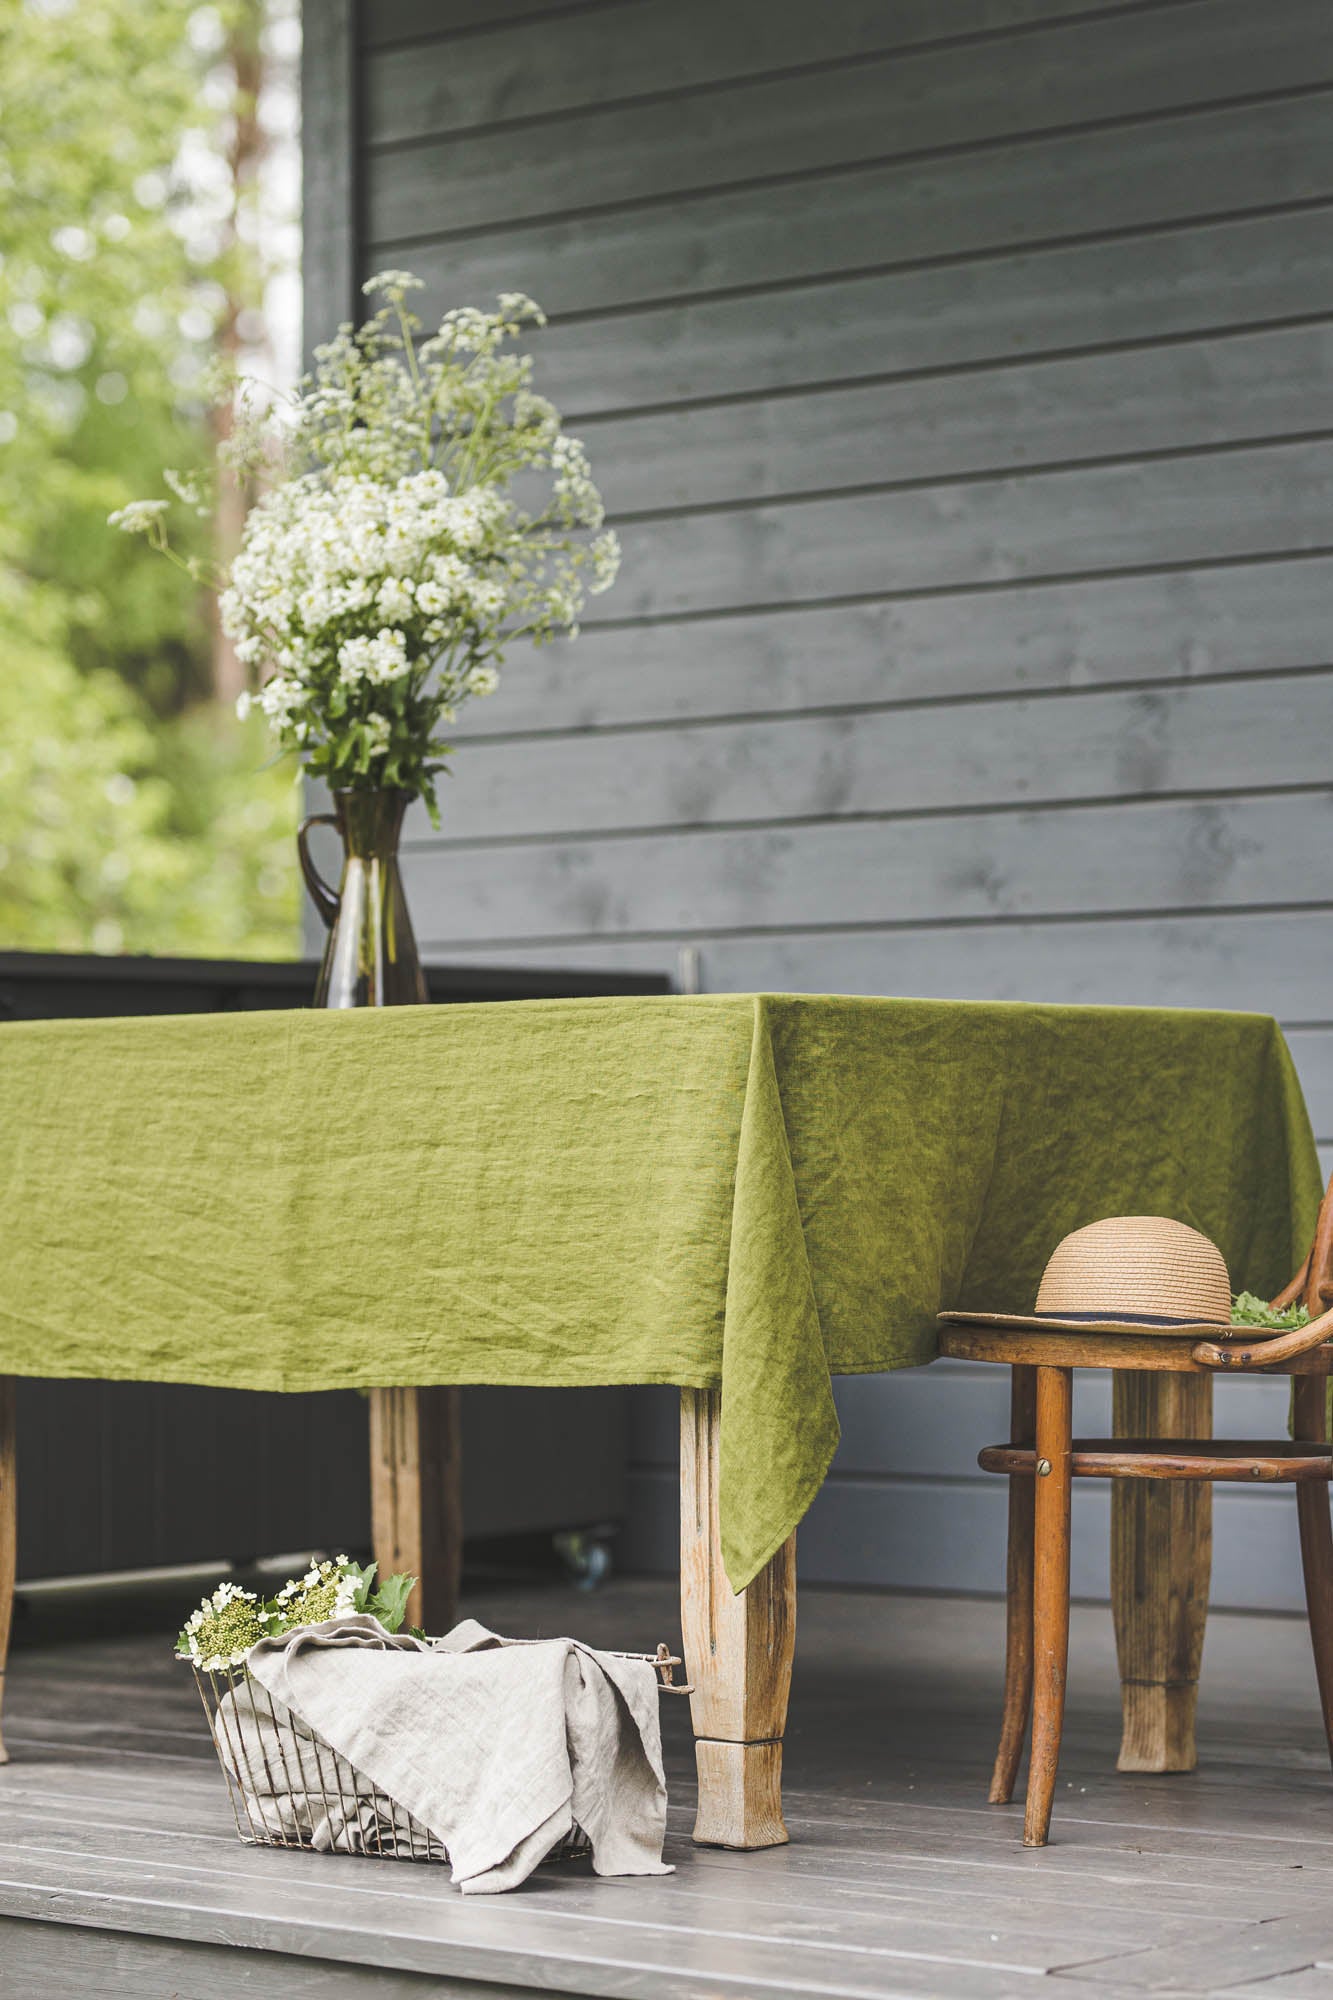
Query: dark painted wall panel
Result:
<box><xmin>402</xmin><ymin>793</ymin><xmax>1333</xmax><ymax>942</ymax></box>
<box><xmin>385</xmin><ymin>913</ymin><xmax>1333</xmax><ymax>1032</ymax></box>
<box><xmin>595</xmin><ymin>443</ymin><xmax>1333</xmax><ymax>621</ymax></box>
<box><xmin>314</xmin><ymin>0</ymin><xmax>1333</xmax><ymax>1596</ymax></box>
<box><xmin>447</xmin><ymin>555</ymin><xmax>1333</xmax><ymax>732</ymax></box>
<box><xmin>402</xmin><ymin>673</ymin><xmax>1331</xmax><ymax>843</ymax></box>
<box><xmin>575</xmin><ymin>327</ymin><xmax>1333</xmax><ymax>517</ymax></box>
<box><xmin>365</xmin><ymin>0</ymin><xmax>1329</xmax><ymax>240</ymax></box>
<box><xmin>496</xmin><ymin>210</ymin><xmax>1333</xmax><ymax>419</ymax></box>
<box><xmin>379</xmin><ymin>96</ymin><xmax>1333</xmax><ymax>317</ymax></box>
<box><xmin>365</xmin><ymin>0</ymin><xmax>1145</xmax><ymax>141</ymax></box>
<box><xmin>623</xmin><ymin>1461</ymin><xmax>1316</xmax><ymax>1612</ymax></box>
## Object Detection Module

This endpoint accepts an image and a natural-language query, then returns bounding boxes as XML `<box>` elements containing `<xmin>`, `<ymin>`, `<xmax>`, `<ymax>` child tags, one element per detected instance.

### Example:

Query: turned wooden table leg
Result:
<box><xmin>368</xmin><ymin>1387</ymin><xmax>462</xmax><ymax>1636</ymax></box>
<box><xmin>0</xmin><ymin>1378</ymin><xmax>14</xmax><ymax>1764</ymax></box>
<box><xmin>679</xmin><ymin>1388</ymin><xmax>796</xmax><ymax>1848</ymax></box>
<box><xmin>1111</xmin><ymin>1370</ymin><xmax>1212</xmax><ymax>1773</ymax></box>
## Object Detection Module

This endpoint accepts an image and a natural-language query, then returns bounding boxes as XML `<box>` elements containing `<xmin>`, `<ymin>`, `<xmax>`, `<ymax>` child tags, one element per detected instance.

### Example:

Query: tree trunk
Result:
<box><xmin>209</xmin><ymin>1</ymin><xmax>268</xmax><ymax>709</ymax></box>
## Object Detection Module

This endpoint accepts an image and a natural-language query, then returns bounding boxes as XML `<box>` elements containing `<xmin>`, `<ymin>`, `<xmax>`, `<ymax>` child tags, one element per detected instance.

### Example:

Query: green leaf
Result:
<box><xmin>342</xmin><ymin>1559</ymin><xmax>377</xmax><ymax>1614</ymax></box>
<box><xmin>366</xmin><ymin>1571</ymin><xmax>416</xmax><ymax>1635</ymax></box>
<box><xmin>1232</xmin><ymin>1291</ymin><xmax>1311</xmax><ymax>1331</ymax></box>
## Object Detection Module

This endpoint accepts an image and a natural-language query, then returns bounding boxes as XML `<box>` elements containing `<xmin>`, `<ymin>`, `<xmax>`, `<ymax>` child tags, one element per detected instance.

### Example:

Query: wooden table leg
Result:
<box><xmin>0</xmin><ymin>1379</ymin><xmax>14</xmax><ymax>1764</ymax></box>
<box><xmin>368</xmin><ymin>1387</ymin><xmax>462</xmax><ymax>1637</ymax></box>
<box><xmin>1111</xmin><ymin>1370</ymin><xmax>1212</xmax><ymax>1773</ymax></box>
<box><xmin>679</xmin><ymin>1388</ymin><xmax>796</xmax><ymax>1848</ymax></box>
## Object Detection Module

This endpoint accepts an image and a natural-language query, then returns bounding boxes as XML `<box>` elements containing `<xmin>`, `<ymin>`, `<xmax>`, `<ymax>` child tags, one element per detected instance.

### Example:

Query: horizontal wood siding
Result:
<box><xmin>331</xmin><ymin>0</ymin><xmax>1333</xmax><ymax>1594</ymax></box>
<box><xmin>623</xmin><ymin>1367</ymin><xmax>1321</xmax><ymax>1612</ymax></box>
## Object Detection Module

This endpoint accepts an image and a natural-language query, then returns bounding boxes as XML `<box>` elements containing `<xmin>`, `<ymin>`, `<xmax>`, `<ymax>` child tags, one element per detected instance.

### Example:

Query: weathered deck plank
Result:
<box><xmin>1</xmin><ymin>1581</ymin><xmax>1332</xmax><ymax>1998</ymax></box>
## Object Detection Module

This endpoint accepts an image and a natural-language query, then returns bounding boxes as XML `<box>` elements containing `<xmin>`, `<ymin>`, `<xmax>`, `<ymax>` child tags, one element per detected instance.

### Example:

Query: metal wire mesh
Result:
<box><xmin>193</xmin><ymin>1660</ymin><xmax>452</xmax><ymax>1861</ymax></box>
<box><xmin>191</xmin><ymin>1643</ymin><xmax>686</xmax><ymax>1866</ymax></box>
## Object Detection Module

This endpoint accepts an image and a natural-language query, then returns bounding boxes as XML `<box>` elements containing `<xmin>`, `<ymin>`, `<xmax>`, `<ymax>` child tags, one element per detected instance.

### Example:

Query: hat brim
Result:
<box><xmin>938</xmin><ymin>1309</ymin><xmax>1255</xmax><ymax>1339</ymax></box>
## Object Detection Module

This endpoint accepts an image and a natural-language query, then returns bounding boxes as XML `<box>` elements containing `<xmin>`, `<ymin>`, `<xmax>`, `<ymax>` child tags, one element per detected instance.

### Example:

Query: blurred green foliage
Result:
<box><xmin>0</xmin><ymin>0</ymin><xmax>299</xmax><ymax>958</ymax></box>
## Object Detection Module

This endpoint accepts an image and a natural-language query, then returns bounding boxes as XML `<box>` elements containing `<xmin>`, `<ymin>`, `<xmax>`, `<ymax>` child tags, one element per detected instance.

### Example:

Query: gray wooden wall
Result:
<box><xmin>306</xmin><ymin>0</ymin><xmax>1333</xmax><ymax>1606</ymax></box>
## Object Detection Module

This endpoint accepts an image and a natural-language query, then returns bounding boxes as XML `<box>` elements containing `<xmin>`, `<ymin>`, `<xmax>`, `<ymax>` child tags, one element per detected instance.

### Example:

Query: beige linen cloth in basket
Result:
<box><xmin>216</xmin><ymin>1615</ymin><xmax>672</xmax><ymax>1893</ymax></box>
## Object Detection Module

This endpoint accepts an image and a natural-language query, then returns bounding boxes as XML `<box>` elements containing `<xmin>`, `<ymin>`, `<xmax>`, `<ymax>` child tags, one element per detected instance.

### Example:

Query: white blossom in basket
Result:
<box><xmin>177</xmin><ymin>1581</ymin><xmax>268</xmax><ymax>1671</ymax></box>
<box><xmin>271</xmin><ymin>1556</ymin><xmax>362</xmax><ymax>1628</ymax></box>
<box><xmin>110</xmin><ymin>272</ymin><xmax>620</xmax><ymax>823</ymax></box>
<box><xmin>175</xmin><ymin>1555</ymin><xmax>418</xmax><ymax>1667</ymax></box>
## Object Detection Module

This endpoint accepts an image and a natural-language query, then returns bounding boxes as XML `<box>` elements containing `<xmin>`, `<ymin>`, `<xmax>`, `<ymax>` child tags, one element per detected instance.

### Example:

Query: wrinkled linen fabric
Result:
<box><xmin>213</xmin><ymin>1668</ymin><xmax>444</xmax><ymax>1859</ymax></box>
<box><xmin>0</xmin><ymin>995</ymin><xmax>1319</xmax><ymax>1587</ymax></box>
<box><xmin>221</xmin><ymin>1614</ymin><xmax>670</xmax><ymax>1892</ymax></box>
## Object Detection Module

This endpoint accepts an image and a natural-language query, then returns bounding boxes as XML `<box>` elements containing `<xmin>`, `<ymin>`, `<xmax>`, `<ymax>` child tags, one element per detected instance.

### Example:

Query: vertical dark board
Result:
<box><xmin>306</xmin><ymin>0</ymin><xmax>1333</xmax><ymax>1595</ymax></box>
<box><xmin>301</xmin><ymin>0</ymin><xmax>358</xmax><ymax>366</ymax></box>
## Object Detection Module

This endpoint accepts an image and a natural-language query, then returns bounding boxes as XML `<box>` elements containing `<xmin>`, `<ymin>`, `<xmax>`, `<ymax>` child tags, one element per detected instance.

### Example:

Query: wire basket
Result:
<box><xmin>191</xmin><ymin>1642</ymin><xmax>687</xmax><ymax>1866</ymax></box>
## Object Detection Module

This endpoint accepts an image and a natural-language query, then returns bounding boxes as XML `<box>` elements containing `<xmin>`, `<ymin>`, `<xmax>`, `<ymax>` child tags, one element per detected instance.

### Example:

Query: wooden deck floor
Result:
<box><xmin>1</xmin><ymin>1577</ymin><xmax>1332</xmax><ymax>1999</ymax></box>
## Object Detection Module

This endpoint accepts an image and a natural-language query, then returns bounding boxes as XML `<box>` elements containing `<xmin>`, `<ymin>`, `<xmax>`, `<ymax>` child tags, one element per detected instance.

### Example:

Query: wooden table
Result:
<box><xmin>4</xmin><ymin>991</ymin><xmax>1310</xmax><ymax>1850</ymax></box>
<box><xmin>0</xmin><ymin>1373</ymin><xmax>1222</xmax><ymax>1845</ymax></box>
<box><xmin>366</xmin><ymin>1381</ymin><xmax>795</xmax><ymax>1850</ymax></box>
<box><xmin>363</xmin><ymin>1374</ymin><xmax>1204</xmax><ymax>1848</ymax></box>
<box><xmin>0</xmin><ymin>1369</ymin><xmax>1227</xmax><ymax>1845</ymax></box>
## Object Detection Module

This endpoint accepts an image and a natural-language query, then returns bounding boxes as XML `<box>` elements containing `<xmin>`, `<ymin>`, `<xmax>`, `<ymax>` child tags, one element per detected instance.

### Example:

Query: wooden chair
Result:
<box><xmin>938</xmin><ymin>1184</ymin><xmax>1333</xmax><ymax>1847</ymax></box>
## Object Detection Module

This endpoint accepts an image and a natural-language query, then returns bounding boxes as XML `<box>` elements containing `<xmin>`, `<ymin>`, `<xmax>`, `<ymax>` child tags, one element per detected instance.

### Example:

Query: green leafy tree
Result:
<box><xmin>0</xmin><ymin>0</ymin><xmax>298</xmax><ymax>957</ymax></box>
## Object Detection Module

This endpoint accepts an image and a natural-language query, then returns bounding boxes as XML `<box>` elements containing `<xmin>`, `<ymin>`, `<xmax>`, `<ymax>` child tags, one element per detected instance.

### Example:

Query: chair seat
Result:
<box><xmin>939</xmin><ymin>1325</ymin><xmax>1333</xmax><ymax>1373</ymax></box>
<box><xmin>978</xmin><ymin>1438</ymin><xmax>1333</xmax><ymax>1482</ymax></box>
<box><xmin>976</xmin><ymin>1183</ymin><xmax>1333</xmax><ymax>1847</ymax></box>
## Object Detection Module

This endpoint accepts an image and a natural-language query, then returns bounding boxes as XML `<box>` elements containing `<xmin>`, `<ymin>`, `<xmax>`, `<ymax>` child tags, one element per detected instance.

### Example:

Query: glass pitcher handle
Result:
<box><xmin>296</xmin><ymin>813</ymin><xmax>341</xmax><ymax>929</ymax></box>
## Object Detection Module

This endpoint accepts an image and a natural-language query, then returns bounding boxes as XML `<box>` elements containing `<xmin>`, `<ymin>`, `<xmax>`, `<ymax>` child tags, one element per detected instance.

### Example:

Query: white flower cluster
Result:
<box><xmin>551</xmin><ymin>435</ymin><xmax>606</xmax><ymax>533</ymax></box>
<box><xmin>272</xmin><ymin>1556</ymin><xmax>360</xmax><ymax>1624</ymax></box>
<box><xmin>338</xmin><ymin>629</ymin><xmax>409</xmax><ymax>688</ymax></box>
<box><xmin>108</xmin><ymin>498</ymin><xmax>169</xmax><ymax>540</ymax></box>
<box><xmin>112</xmin><ymin>275</ymin><xmax>620</xmax><ymax>819</ymax></box>
<box><xmin>176</xmin><ymin>1553</ymin><xmax>421</xmax><ymax>1669</ymax></box>
<box><xmin>178</xmin><ymin>1581</ymin><xmax>266</xmax><ymax>1671</ymax></box>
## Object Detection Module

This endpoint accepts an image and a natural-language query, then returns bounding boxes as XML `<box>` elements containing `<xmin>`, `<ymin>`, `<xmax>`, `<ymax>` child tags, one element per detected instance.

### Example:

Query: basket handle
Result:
<box><xmin>604</xmin><ymin>1643</ymin><xmax>692</xmax><ymax>1693</ymax></box>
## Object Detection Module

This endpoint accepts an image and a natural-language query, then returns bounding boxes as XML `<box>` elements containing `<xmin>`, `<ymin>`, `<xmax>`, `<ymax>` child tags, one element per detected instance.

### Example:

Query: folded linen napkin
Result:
<box><xmin>219</xmin><ymin>1614</ymin><xmax>671</xmax><ymax>1893</ymax></box>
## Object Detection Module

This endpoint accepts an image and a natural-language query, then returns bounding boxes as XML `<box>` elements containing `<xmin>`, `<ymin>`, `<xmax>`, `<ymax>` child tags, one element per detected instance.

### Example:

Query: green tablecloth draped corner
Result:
<box><xmin>0</xmin><ymin>994</ymin><xmax>1320</xmax><ymax>1589</ymax></box>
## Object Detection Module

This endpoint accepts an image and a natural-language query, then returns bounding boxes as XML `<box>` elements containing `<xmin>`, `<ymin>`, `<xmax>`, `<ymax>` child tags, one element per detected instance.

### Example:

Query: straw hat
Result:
<box><xmin>939</xmin><ymin>1215</ymin><xmax>1238</xmax><ymax>1337</ymax></box>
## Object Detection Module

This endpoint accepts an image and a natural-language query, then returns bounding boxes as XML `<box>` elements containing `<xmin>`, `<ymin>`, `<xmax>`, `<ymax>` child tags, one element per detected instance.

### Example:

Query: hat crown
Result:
<box><xmin>1035</xmin><ymin>1216</ymin><xmax>1231</xmax><ymax>1325</ymax></box>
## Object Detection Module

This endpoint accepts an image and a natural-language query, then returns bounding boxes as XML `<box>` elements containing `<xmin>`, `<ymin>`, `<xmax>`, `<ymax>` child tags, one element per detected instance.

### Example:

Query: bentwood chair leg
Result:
<box><xmin>1293</xmin><ymin>1377</ymin><xmax>1333</xmax><ymax>1770</ymax></box>
<box><xmin>1025</xmin><ymin>1365</ymin><xmax>1072</xmax><ymax>1847</ymax></box>
<box><xmin>0</xmin><ymin>1377</ymin><xmax>15</xmax><ymax>1765</ymax></box>
<box><xmin>991</xmin><ymin>1365</ymin><xmax>1037</xmax><ymax>1805</ymax></box>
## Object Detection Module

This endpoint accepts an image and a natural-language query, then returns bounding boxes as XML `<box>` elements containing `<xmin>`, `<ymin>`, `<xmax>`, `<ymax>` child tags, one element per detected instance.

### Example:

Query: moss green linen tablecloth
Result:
<box><xmin>0</xmin><ymin>995</ymin><xmax>1320</xmax><ymax>1588</ymax></box>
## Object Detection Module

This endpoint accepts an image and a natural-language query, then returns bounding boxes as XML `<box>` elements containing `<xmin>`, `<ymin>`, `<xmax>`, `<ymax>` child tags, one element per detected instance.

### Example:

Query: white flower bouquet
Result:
<box><xmin>113</xmin><ymin>272</ymin><xmax>619</xmax><ymax>820</ymax></box>
<box><xmin>177</xmin><ymin>1555</ymin><xmax>415</xmax><ymax>1671</ymax></box>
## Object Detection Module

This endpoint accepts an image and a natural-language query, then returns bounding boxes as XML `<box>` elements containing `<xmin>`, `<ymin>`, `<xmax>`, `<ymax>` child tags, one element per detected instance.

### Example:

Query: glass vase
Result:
<box><xmin>297</xmin><ymin>788</ymin><xmax>428</xmax><ymax>1008</ymax></box>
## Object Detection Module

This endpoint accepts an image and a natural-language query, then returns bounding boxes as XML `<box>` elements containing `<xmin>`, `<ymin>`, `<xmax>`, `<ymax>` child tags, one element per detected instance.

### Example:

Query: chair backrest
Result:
<box><xmin>1307</xmin><ymin>1178</ymin><xmax>1333</xmax><ymax>1315</ymax></box>
<box><xmin>1277</xmin><ymin>1175</ymin><xmax>1333</xmax><ymax>1316</ymax></box>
